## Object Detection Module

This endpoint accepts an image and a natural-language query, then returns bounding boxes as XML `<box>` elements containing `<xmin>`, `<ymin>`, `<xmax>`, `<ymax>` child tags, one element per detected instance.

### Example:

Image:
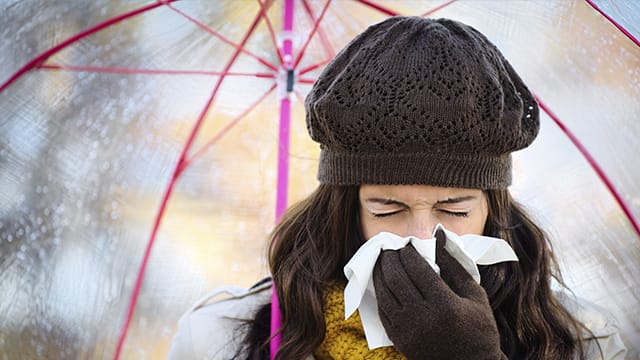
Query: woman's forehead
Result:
<box><xmin>359</xmin><ymin>184</ymin><xmax>483</xmax><ymax>202</ymax></box>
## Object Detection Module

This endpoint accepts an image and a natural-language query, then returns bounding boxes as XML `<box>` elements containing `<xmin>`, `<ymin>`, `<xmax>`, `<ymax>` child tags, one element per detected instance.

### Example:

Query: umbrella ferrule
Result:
<box><xmin>286</xmin><ymin>69</ymin><xmax>295</xmax><ymax>92</ymax></box>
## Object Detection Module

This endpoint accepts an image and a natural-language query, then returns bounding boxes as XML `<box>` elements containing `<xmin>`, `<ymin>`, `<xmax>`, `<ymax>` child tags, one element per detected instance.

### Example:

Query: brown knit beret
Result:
<box><xmin>305</xmin><ymin>17</ymin><xmax>539</xmax><ymax>189</ymax></box>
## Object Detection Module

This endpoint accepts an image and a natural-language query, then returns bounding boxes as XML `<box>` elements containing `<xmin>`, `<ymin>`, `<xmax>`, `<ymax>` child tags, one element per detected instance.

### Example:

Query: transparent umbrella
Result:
<box><xmin>0</xmin><ymin>1</ymin><xmax>638</xmax><ymax>359</ymax></box>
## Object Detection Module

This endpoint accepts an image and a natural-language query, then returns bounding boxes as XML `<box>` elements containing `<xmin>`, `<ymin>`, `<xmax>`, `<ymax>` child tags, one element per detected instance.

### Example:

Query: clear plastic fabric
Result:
<box><xmin>1</xmin><ymin>1</ymin><xmax>638</xmax><ymax>358</ymax></box>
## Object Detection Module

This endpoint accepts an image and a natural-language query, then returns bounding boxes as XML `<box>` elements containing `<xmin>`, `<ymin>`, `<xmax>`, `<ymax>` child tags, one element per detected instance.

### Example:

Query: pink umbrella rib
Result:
<box><xmin>536</xmin><ymin>96</ymin><xmax>640</xmax><ymax>238</ymax></box>
<box><xmin>166</xmin><ymin>2</ymin><xmax>279</xmax><ymax>72</ymax></box>
<box><xmin>294</xmin><ymin>89</ymin><xmax>307</xmax><ymax>104</ymax></box>
<box><xmin>298</xmin><ymin>77</ymin><xmax>317</xmax><ymax>84</ymax></box>
<box><xmin>39</xmin><ymin>63</ymin><xmax>275</xmax><ymax>78</ymax></box>
<box><xmin>298</xmin><ymin>59</ymin><xmax>331</xmax><ymax>76</ymax></box>
<box><xmin>257</xmin><ymin>0</ymin><xmax>285</xmax><ymax>66</ymax></box>
<box><xmin>184</xmin><ymin>83</ymin><xmax>277</xmax><ymax>167</ymax></box>
<box><xmin>301</xmin><ymin>0</ymin><xmax>335</xmax><ymax>59</ymax></box>
<box><xmin>113</xmin><ymin>3</ymin><xmax>276</xmax><ymax>359</ymax></box>
<box><xmin>353</xmin><ymin>0</ymin><xmax>399</xmax><ymax>17</ymax></box>
<box><xmin>585</xmin><ymin>0</ymin><xmax>640</xmax><ymax>48</ymax></box>
<box><xmin>293</xmin><ymin>0</ymin><xmax>332</xmax><ymax>69</ymax></box>
<box><xmin>297</xmin><ymin>0</ymin><xmax>456</xmax><ymax>72</ymax></box>
<box><xmin>0</xmin><ymin>1</ymin><xmax>176</xmax><ymax>93</ymax></box>
<box><xmin>421</xmin><ymin>0</ymin><xmax>457</xmax><ymax>17</ymax></box>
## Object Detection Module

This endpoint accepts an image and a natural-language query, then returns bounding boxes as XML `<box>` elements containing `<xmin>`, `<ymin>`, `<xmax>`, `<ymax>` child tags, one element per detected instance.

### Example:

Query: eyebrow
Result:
<box><xmin>364</xmin><ymin>195</ymin><xmax>477</xmax><ymax>206</ymax></box>
<box><xmin>436</xmin><ymin>196</ymin><xmax>477</xmax><ymax>204</ymax></box>
<box><xmin>364</xmin><ymin>198</ymin><xmax>407</xmax><ymax>206</ymax></box>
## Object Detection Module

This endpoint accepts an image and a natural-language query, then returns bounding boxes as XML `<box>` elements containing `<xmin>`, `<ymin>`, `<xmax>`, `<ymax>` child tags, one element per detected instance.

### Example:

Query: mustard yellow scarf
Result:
<box><xmin>314</xmin><ymin>282</ymin><xmax>406</xmax><ymax>359</ymax></box>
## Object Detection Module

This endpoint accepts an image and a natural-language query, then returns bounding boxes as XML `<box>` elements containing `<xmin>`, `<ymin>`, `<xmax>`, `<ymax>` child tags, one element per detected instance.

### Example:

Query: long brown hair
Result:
<box><xmin>480</xmin><ymin>189</ymin><xmax>588</xmax><ymax>359</ymax></box>
<box><xmin>243</xmin><ymin>184</ymin><xmax>588</xmax><ymax>359</ymax></box>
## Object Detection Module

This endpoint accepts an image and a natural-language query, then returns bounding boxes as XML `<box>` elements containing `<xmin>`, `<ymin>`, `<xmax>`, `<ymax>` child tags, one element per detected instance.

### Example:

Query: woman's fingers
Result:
<box><xmin>397</xmin><ymin>244</ymin><xmax>448</xmax><ymax>300</ymax></box>
<box><xmin>435</xmin><ymin>229</ymin><xmax>487</xmax><ymax>301</ymax></box>
<box><xmin>373</xmin><ymin>250</ymin><xmax>421</xmax><ymax>309</ymax></box>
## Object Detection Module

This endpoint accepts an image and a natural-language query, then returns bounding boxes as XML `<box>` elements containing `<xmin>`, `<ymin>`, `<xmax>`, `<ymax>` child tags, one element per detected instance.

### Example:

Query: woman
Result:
<box><xmin>168</xmin><ymin>17</ymin><xmax>626</xmax><ymax>359</ymax></box>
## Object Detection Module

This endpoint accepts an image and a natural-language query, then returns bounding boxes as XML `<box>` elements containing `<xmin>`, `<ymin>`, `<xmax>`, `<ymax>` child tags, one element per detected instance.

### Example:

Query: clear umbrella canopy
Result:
<box><xmin>1</xmin><ymin>1</ymin><xmax>639</xmax><ymax>359</ymax></box>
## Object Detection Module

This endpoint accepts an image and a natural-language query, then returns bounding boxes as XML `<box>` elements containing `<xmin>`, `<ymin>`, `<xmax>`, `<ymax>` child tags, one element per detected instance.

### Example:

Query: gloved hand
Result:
<box><xmin>372</xmin><ymin>230</ymin><xmax>506</xmax><ymax>360</ymax></box>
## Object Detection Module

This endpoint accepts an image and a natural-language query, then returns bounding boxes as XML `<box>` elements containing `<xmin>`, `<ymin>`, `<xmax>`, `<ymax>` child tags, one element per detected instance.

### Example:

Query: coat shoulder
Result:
<box><xmin>167</xmin><ymin>279</ymin><xmax>272</xmax><ymax>360</ymax></box>
<box><xmin>555</xmin><ymin>291</ymin><xmax>627</xmax><ymax>360</ymax></box>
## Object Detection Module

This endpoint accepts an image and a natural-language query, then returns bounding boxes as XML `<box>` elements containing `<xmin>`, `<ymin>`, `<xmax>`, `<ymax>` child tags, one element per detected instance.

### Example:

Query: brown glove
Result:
<box><xmin>373</xmin><ymin>230</ymin><xmax>506</xmax><ymax>360</ymax></box>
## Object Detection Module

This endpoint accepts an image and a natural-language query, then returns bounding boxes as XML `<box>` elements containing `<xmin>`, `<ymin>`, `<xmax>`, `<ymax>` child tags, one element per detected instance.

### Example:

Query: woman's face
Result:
<box><xmin>359</xmin><ymin>184</ymin><xmax>488</xmax><ymax>240</ymax></box>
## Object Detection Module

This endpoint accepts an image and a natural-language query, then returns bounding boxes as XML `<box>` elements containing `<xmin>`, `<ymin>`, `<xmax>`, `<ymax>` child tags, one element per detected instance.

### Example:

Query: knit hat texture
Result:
<box><xmin>305</xmin><ymin>16</ymin><xmax>539</xmax><ymax>189</ymax></box>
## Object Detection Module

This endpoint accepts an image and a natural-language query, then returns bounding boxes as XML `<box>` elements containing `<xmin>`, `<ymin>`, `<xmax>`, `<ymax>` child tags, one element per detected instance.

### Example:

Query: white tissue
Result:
<box><xmin>343</xmin><ymin>224</ymin><xmax>518</xmax><ymax>349</ymax></box>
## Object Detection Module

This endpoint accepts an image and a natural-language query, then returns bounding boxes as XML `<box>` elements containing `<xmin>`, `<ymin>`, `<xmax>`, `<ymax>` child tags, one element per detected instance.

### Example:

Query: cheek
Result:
<box><xmin>360</xmin><ymin>215</ymin><xmax>378</xmax><ymax>240</ymax></box>
<box><xmin>436</xmin><ymin>208</ymin><xmax>488</xmax><ymax>235</ymax></box>
<box><xmin>445</xmin><ymin>216</ymin><xmax>486</xmax><ymax>235</ymax></box>
<box><xmin>462</xmin><ymin>200</ymin><xmax>489</xmax><ymax>235</ymax></box>
<box><xmin>360</xmin><ymin>215</ymin><xmax>403</xmax><ymax>240</ymax></box>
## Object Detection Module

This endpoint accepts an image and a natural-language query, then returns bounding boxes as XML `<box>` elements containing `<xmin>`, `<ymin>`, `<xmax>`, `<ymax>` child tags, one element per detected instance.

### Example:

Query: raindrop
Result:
<box><xmin>17</xmin><ymin>228</ymin><xmax>25</xmax><ymax>237</ymax></box>
<box><xmin>42</xmin><ymin>185</ymin><xmax>48</xmax><ymax>194</ymax></box>
<box><xmin>7</xmin><ymin>234</ymin><xmax>12</xmax><ymax>242</ymax></box>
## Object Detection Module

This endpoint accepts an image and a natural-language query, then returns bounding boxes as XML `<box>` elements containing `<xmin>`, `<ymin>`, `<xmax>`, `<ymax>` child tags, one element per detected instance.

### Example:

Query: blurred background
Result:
<box><xmin>1</xmin><ymin>0</ymin><xmax>638</xmax><ymax>358</ymax></box>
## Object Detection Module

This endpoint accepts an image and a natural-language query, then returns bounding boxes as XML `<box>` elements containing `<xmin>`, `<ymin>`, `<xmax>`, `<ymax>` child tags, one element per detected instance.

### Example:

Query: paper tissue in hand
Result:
<box><xmin>343</xmin><ymin>224</ymin><xmax>518</xmax><ymax>349</ymax></box>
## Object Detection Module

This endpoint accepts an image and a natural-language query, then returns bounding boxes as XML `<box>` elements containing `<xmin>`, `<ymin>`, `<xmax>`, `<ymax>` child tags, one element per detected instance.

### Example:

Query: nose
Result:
<box><xmin>407</xmin><ymin>212</ymin><xmax>438</xmax><ymax>240</ymax></box>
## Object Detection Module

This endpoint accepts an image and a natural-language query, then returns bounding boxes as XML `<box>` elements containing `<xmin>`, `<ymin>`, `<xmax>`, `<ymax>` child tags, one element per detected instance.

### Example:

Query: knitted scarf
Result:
<box><xmin>313</xmin><ymin>282</ymin><xmax>406</xmax><ymax>359</ymax></box>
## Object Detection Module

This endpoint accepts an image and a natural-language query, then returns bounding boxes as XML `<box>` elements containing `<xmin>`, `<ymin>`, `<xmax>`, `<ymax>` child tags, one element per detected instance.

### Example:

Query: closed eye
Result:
<box><xmin>439</xmin><ymin>209</ymin><xmax>469</xmax><ymax>218</ymax></box>
<box><xmin>372</xmin><ymin>210</ymin><xmax>403</xmax><ymax>218</ymax></box>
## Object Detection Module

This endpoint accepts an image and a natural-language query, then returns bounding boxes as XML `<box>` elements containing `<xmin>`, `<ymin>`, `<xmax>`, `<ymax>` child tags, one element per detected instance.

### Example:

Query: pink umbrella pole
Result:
<box><xmin>271</xmin><ymin>0</ymin><xmax>294</xmax><ymax>359</ymax></box>
<box><xmin>275</xmin><ymin>0</ymin><xmax>295</xmax><ymax>223</ymax></box>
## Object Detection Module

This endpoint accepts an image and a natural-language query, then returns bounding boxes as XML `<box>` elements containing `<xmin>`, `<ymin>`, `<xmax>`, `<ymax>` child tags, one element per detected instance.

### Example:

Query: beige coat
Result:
<box><xmin>167</xmin><ymin>281</ymin><xmax>626</xmax><ymax>360</ymax></box>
